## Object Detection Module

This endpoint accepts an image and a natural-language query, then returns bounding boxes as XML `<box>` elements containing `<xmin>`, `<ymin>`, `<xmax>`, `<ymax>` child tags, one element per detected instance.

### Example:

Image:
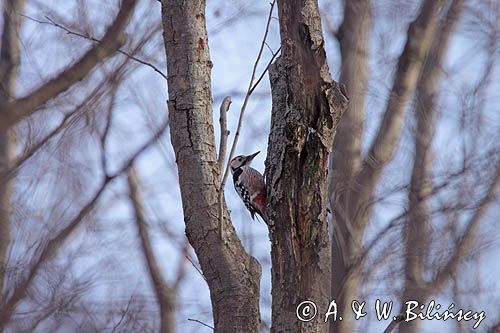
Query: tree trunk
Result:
<box><xmin>266</xmin><ymin>0</ymin><xmax>348</xmax><ymax>331</ymax></box>
<box><xmin>160</xmin><ymin>1</ymin><xmax>261</xmax><ymax>332</ymax></box>
<box><xmin>0</xmin><ymin>0</ymin><xmax>24</xmax><ymax>295</ymax></box>
<box><xmin>328</xmin><ymin>1</ymin><xmax>445</xmax><ymax>331</ymax></box>
<box><xmin>329</xmin><ymin>1</ymin><xmax>371</xmax><ymax>332</ymax></box>
<box><xmin>400</xmin><ymin>2</ymin><xmax>465</xmax><ymax>332</ymax></box>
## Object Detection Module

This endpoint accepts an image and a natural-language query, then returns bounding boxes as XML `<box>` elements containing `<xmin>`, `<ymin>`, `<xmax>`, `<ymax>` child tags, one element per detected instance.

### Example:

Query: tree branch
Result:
<box><xmin>128</xmin><ymin>166</ymin><xmax>176</xmax><ymax>333</ymax></box>
<box><xmin>383</xmin><ymin>315</ymin><xmax>405</xmax><ymax>333</ymax></box>
<box><xmin>430</xmin><ymin>167</ymin><xmax>500</xmax><ymax>292</ymax></box>
<box><xmin>402</xmin><ymin>0</ymin><xmax>465</xmax><ymax>312</ymax></box>
<box><xmin>0</xmin><ymin>0</ymin><xmax>138</xmax><ymax>130</ymax></box>
<box><xmin>20</xmin><ymin>14</ymin><xmax>167</xmax><ymax>81</ymax></box>
<box><xmin>217</xmin><ymin>96</ymin><xmax>231</xmax><ymax>172</ymax></box>
<box><xmin>329</xmin><ymin>2</ymin><xmax>371</xmax><ymax>331</ymax></box>
<box><xmin>351</xmin><ymin>0</ymin><xmax>446</xmax><ymax>225</ymax></box>
<box><xmin>0</xmin><ymin>119</ymin><xmax>168</xmax><ymax>326</ymax></box>
<box><xmin>0</xmin><ymin>0</ymin><xmax>25</xmax><ymax>294</ymax></box>
<box><xmin>218</xmin><ymin>0</ymin><xmax>278</xmax><ymax>239</ymax></box>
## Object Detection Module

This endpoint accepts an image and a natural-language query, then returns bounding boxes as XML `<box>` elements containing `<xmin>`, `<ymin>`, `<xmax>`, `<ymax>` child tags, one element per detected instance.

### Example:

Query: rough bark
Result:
<box><xmin>400</xmin><ymin>2</ymin><xmax>465</xmax><ymax>332</ymax></box>
<box><xmin>266</xmin><ymin>0</ymin><xmax>348</xmax><ymax>331</ymax></box>
<box><xmin>0</xmin><ymin>0</ymin><xmax>137</xmax><ymax>130</ymax></box>
<box><xmin>0</xmin><ymin>0</ymin><xmax>24</xmax><ymax>295</ymax></box>
<box><xmin>161</xmin><ymin>1</ymin><xmax>261</xmax><ymax>332</ymax></box>
<box><xmin>329</xmin><ymin>1</ymin><xmax>371</xmax><ymax>332</ymax></box>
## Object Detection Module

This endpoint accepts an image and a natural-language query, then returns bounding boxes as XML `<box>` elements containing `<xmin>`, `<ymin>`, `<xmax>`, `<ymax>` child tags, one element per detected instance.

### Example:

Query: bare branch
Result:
<box><xmin>217</xmin><ymin>96</ymin><xmax>231</xmax><ymax>172</ymax></box>
<box><xmin>402</xmin><ymin>0</ymin><xmax>465</xmax><ymax>310</ymax></box>
<box><xmin>351</xmin><ymin>0</ymin><xmax>446</xmax><ymax>220</ymax></box>
<box><xmin>2</xmin><ymin>50</ymin><xmax>131</xmax><ymax>183</ymax></box>
<box><xmin>0</xmin><ymin>0</ymin><xmax>25</xmax><ymax>292</ymax></box>
<box><xmin>21</xmin><ymin>14</ymin><xmax>167</xmax><ymax>81</ymax></box>
<box><xmin>0</xmin><ymin>118</ymin><xmax>168</xmax><ymax>326</ymax></box>
<box><xmin>431</xmin><ymin>167</ymin><xmax>500</xmax><ymax>291</ymax></box>
<box><xmin>128</xmin><ymin>166</ymin><xmax>176</xmax><ymax>333</ymax></box>
<box><xmin>0</xmin><ymin>0</ymin><xmax>138</xmax><ymax>130</ymax></box>
<box><xmin>188</xmin><ymin>318</ymin><xmax>214</xmax><ymax>330</ymax></box>
<box><xmin>218</xmin><ymin>0</ymin><xmax>277</xmax><ymax>239</ymax></box>
<box><xmin>383</xmin><ymin>315</ymin><xmax>405</xmax><ymax>333</ymax></box>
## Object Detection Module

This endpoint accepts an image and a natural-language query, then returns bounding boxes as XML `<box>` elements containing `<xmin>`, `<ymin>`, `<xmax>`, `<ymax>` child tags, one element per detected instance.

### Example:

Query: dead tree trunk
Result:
<box><xmin>265</xmin><ymin>0</ymin><xmax>348</xmax><ymax>331</ymax></box>
<box><xmin>0</xmin><ymin>0</ymin><xmax>24</xmax><ymax>294</ymax></box>
<box><xmin>160</xmin><ymin>0</ymin><xmax>261</xmax><ymax>332</ymax></box>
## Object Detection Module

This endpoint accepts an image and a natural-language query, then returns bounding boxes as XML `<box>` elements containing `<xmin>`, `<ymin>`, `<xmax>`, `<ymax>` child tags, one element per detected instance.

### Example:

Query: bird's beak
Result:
<box><xmin>247</xmin><ymin>151</ymin><xmax>260</xmax><ymax>161</ymax></box>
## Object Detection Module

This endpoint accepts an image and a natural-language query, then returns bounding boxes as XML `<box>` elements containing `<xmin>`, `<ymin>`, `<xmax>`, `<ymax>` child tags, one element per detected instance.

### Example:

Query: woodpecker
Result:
<box><xmin>230</xmin><ymin>151</ymin><xmax>268</xmax><ymax>224</ymax></box>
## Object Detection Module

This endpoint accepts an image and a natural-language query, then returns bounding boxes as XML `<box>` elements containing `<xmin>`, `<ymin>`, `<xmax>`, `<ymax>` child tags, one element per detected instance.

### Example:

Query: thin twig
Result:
<box><xmin>0</xmin><ymin>0</ymin><xmax>138</xmax><ymax>129</ymax></box>
<box><xmin>217</xmin><ymin>96</ymin><xmax>232</xmax><ymax>171</ymax></box>
<box><xmin>0</xmin><ymin>119</ymin><xmax>169</xmax><ymax>324</ymax></box>
<box><xmin>217</xmin><ymin>0</ymin><xmax>278</xmax><ymax>239</ymax></box>
<box><xmin>173</xmin><ymin>239</ymin><xmax>190</xmax><ymax>289</ymax></box>
<box><xmin>20</xmin><ymin>13</ymin><xmax>167</xmax><ymax>80</ymax></box>
<box><xmin>249</xmin><ymin>46</ymin><xmax>281</xmax><ymax>95</ymax></box>
<box><xmin>383</xmin><ymin>315</ymin><xmax>404</xmax><ymax>333</ymax></box>
<box><xmin>188</xmin><ymin>318</ymin><xmax>214</xmax><ymax>330</ymax></box>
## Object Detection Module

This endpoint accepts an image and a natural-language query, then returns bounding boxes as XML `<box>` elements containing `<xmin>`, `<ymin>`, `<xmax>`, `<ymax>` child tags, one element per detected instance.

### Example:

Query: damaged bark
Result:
<box><xmin>265</xmin><ymin>0</ymin><xmax>348</xmax><ymax>331</ymax></box>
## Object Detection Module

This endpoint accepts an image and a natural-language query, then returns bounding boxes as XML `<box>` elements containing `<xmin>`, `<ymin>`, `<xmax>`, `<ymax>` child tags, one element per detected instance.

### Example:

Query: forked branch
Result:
<box><xmin>217</xmin><ymin>0</ymin><xmax>279</xmax><ymax>239</ymax></box>
<box><xmin>0</xmin><ymin>0</ymin><xmax>138</xmax><ymax>130</ymax></box>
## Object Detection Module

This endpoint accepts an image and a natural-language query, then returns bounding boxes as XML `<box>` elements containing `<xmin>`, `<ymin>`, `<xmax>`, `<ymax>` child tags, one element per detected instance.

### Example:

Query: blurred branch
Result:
<box><xmin>0</xmin><ymin>0</ymin><xmax>138</xmax><ymax>130</ymax></box>
<box><xmin>0</xmin><ymin>118</ymin><xmax>168</xmax><ymax>326</ymax></box>
<box><xmin>217</xmin><ymin>96</ymin><xmax>231</xmax><ymax>172</ymax></box>
<box><xmin>404</xmin><ymin>0</ymin><xmax>465</xmax><ymax>295</ymax></box>
<box><xmin>383</xmin><ymin>315</ymin><xmax>404</xmax><ymax>333</ymax></box>
<box><xmin>218</xmin><ymin>0</ymin><xmax>278</xmax><ymax>239</ymax></box>
<box><xmin>2</xmin><ymin>51</ymin><xmax>131</xmax><ymax>182</ymax></box>
<box><xmin>188</xmin><ymin>318</ymin><xmax>214</xmax><ymax>330</ymax></box>
<box><xmin>21</xmin><ymin>14</ymin><xmax>167</xmax><ymax>81</ymax></box>
<box><xmin>0</xmin><ymin>0</ymin><xmax>25</xmax><ymax>293</ymax></box>
<box><xmin>488</xmin><ymin>322</ymin><xmax>500</xmax><ymax>333</ymax></box>
<box><xmin>351</xmin><ymin>0</ymin><xmax>446</xmax><ymax>224</ymax></box>
<box><xmin>430</xmin><ymin>167</ymin><xmax>500</xmax><ymax>292</ymax></box>
<box><xmin>128</xmin><ymin>166</ymin><xmax>177</xmax><ymax>333</ymax></box>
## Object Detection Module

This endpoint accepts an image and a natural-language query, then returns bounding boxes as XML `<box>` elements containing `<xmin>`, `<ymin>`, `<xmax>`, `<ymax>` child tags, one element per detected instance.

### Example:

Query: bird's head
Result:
<box><xmin>230</xmin><ymin>151</ymin><xmax>260</xmax><ymax>173</ymax></box>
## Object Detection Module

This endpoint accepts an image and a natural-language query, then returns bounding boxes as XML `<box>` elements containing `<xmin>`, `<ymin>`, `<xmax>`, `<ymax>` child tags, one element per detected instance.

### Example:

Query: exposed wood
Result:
<box><xmin>266</xmin><ymin>0</ymin><xmax>348</xmax><ymax>331</ymax></box>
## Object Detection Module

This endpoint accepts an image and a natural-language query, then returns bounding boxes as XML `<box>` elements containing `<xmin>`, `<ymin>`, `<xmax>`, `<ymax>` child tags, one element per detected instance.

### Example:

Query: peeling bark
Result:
<box><xmin>266</xmin><ymin>0</ymin><xmax>348</xmax><ymax>331</ymax></box>
<box><xmin>161</xmin><ymin>1</ymin><xmax>261</xmax><ymax>332</ymax></box>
